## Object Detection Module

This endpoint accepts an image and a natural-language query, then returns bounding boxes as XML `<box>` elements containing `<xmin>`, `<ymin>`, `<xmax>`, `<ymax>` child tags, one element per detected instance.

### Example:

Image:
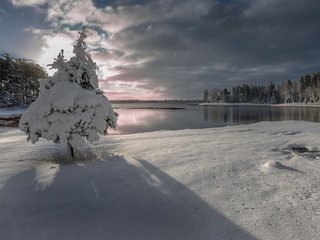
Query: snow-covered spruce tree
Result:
<box><xmin>19</xmin><ymin>28</ymin><xmax>118</xmax><ymax>160</ymax></box>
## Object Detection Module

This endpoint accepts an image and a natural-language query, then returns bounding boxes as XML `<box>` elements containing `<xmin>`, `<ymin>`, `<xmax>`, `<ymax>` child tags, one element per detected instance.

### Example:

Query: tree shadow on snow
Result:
<box><xmin>0</xmin><ymin>155</ymin><xmax>256</xmax><ymax>240</ymax></box>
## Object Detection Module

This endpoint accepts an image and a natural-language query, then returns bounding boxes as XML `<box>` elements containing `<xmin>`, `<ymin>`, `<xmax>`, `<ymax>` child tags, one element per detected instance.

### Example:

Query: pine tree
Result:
<box><xmin>222</xmin><ymin>88</ymin><xmax>230</xmax><ymax>103</ymax></box>
<box><xmin>0</xmin><ymin>54</ymin><xmax>16</xmax><ymax>107</ymax></box>
<box><xmin>0</xmin><ymin>54</ymin><xmax>47</xmax><ymax>107</ymax></box>
<box><xmin>281</xmin><ymin>80</ymin><xmax>293</xmax><ymax>103</ymax></box>
<box><xmin>19</xmin><ymin>27</ymin><xmax>118</xmax><ymax>160</ymax></box>
<box><xmin>203</xmin><ymin>89</ymin><xmax>209</xmax><ymax>103</ymax></box>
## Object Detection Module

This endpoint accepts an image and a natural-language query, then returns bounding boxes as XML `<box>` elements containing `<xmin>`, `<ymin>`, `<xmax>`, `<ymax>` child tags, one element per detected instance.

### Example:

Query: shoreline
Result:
<box><xmin>200</xmin><ymin>102</ymin><xmax>320</xmax><ymax>107</ymax></box>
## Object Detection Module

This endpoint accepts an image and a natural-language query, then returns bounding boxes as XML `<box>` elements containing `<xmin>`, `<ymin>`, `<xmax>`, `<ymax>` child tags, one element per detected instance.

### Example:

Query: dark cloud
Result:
<box><xmin>102</xmin><ymin>0</ymin><xmax>320</xmax><ymax>98</ymax></box>
<box><xmin>3</xmin><ymin>0</ymin><xmax>320</xmax><ymax>99</ymax></box>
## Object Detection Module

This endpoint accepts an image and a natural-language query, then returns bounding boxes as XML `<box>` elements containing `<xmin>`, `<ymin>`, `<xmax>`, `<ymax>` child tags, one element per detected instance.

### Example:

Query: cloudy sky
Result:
<box><xmin>1</xmin><ymin>0</ymin><xmax>320</xmax><ymax>100</ymax></box>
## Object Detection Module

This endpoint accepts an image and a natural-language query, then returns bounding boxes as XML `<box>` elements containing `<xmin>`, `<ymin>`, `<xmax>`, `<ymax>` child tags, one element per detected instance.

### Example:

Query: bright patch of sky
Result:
<box><xmin>1</xmin><ymin>0</ymin><xmax>320</xmax><ymax>100</ymax></box>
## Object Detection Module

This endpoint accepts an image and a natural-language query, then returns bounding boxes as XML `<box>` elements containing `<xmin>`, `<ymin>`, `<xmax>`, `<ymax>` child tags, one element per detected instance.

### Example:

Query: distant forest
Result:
<box><xmin>203</xmin><ymin>73</ymin><xmax>320</xmax><ymax>104</ymax></box>
<box><xmin>0</xmin><ymin>53</ymin><xmax>47</xmax><ymax>107</ymax></box>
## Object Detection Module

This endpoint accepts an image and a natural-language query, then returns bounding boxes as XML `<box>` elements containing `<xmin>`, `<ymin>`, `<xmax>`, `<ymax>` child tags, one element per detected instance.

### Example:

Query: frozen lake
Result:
<box><xmin>110</xmin><ymin>103</ymin><xmax>320</xmax><ymax>134</ymax></box>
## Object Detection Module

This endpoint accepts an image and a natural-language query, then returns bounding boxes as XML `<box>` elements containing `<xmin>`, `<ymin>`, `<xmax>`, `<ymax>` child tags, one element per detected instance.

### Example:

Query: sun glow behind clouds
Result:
<box><xmin>35</xmin><ymin>31</ymin><xmax>164</xmax><ymax>100</ymax></box>
<box><xmin>11</xmin><ymin>0</ymin><xmax>174</xmax><ymax>100</ymax></box>
<box><xmin>103</xmin><ymin>80</ymin><xmax>167</xmax><ymax>101</ymax></box>
<box><xmin>38</xmin><ymin>33</ymin><xmax>74</xmax><ymax>75</ymax></box>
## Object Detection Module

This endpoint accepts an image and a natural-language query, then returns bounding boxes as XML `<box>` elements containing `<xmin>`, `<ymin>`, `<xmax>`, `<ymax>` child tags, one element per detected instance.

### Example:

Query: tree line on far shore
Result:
<box><xmin>203</xmin><ymin>73</ymin><xmax>320</xmax><ymax>104</ymax></box>
<box><xmin>0</xmin><ymin>53</ymin><xmax>47</xmax><ymax>108</ymax></box>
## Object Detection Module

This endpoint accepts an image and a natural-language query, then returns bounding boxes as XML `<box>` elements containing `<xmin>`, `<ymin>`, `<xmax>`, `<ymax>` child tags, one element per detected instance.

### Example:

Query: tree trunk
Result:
<box><xmin>67</xmin><ymin>142</ymin><xmax>75</xmax><ymax>160</ymax></box>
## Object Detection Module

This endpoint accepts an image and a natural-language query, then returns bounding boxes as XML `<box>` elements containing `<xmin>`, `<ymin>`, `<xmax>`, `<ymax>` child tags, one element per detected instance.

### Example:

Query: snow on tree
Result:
<box><xmin>19</xmin><ymin>27</ymin><xmax>118</xmax><ymax>159</ymax></box>
<box><xmin>203</xmin><ymin>89</ymin><xmax>209</xmax><ymax>103</ymax></box>
<box><xmin>284</xmin><ymin>80</ymin><xmax>293</xmax><ymax>103</ymax></box>
<box><xmin>0</xmin><ymin>53</ymin><xmax>47</xmax><ymax>107</ymax></box>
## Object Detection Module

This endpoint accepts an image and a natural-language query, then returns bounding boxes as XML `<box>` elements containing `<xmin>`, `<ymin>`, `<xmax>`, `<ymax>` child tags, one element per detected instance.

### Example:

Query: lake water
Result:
<box><xmin>110</xmin><ymin>103</ymin><xmax>320</xmax><ymax>134</ymax></box>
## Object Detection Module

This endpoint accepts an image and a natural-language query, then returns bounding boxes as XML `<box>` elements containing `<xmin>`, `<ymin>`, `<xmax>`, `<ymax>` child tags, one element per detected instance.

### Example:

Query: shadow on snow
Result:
<box><xmin>0</xmin><ymin>154</ymin><xmax>256</xmax><ymax>240</ymax></box>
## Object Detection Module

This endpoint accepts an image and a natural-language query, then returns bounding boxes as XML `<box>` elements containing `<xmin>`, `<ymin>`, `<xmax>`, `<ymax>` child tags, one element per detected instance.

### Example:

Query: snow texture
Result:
<box><xmin>1</xmin><ymin>121</ymin><xmax>320</xmax><ymax>239</ymax></box>
<box><xmin>0</xmin><ymin>108</ymin><xmax>24</xmax><ymax>126</ymax></box>
<box><xmin>0</xmin><ymin>108</ymin><xmax>25</xmax><ymax>117</ymax></box>
<box><xmin>19</xmin><ymin>29</ymin><xmax>117</xmax><ymax>148</ymax></box>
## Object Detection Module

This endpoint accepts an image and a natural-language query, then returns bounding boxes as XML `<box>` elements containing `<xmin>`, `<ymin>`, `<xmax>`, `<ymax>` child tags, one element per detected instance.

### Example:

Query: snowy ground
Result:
<box><xmin>0</xmin><ymin>108</ymin><xmax>25</xmax><ymax>117</ymax></box>
<box><xmin>0</xmin><ymin>108</ymin><xmax>25</xmax><ymax>127</ymax></box>
<box><xmin>1</xmin><ymin>121</ymin><xmax>320</xmax><ymax>239</ymax></box>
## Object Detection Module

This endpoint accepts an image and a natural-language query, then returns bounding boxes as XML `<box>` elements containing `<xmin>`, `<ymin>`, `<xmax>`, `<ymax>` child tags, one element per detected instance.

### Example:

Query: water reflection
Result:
<box><xmin>111</xmin><ymin>104</ymin><xmax>320</xmax><ymax>134</ymax></box>
<box><xmin>203</xmin><ymin>105</ymin><xmax>320</xmax><ymax>125</ymax></box>
<box><xmin>109</xmin><ymin>109</ymin><xmax>168</xmax><ymax>134</ymax></box>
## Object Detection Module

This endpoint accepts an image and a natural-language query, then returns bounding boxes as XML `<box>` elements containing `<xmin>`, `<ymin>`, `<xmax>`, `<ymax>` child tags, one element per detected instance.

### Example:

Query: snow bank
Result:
<box><xmin>0</xmin><ymin>108</ymin><xmax>25</xmax><ymax>127</ymax></box>
<box><xmin>0</xmin><ymin>108</ymin><xmax>25</xmax><ymax>117</ymax></box>
<box><xmin>272</xmin><ymin>103</ymin><xmax>320</xmax><ymax>108</ymax></box>
<box><xmin>1</xmin><ymin>121</ymin><xmax>320</xmax><ymax>239</ymax></box>
<box><xmin>200</xmin><ymin>102</ymin><xmax>269</xmax><ymax>106</ymax></box>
